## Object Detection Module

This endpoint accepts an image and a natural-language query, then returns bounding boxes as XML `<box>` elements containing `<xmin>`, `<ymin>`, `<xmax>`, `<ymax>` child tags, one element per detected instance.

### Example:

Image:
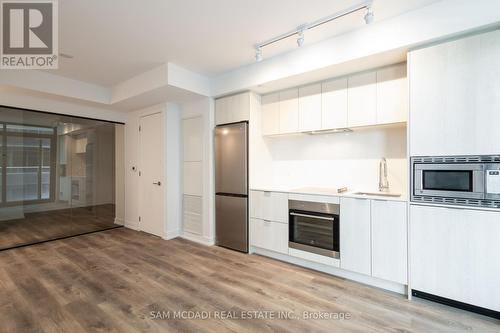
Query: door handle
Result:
<box><xmin>153</xmin><ymin>181</ymin><xmax>162</xmax><ymax>186</ymax></box>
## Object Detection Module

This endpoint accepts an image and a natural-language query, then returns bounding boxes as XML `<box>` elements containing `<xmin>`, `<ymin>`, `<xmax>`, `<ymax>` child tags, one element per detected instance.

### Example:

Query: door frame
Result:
<box><xmin>138</xmin><ymin>110</ymin><xmax>166</xmax><ymax>238</ymax></box>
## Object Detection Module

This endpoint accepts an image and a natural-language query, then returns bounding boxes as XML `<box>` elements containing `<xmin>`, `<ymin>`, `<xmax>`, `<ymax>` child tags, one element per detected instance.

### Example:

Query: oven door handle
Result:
<box><xmin>290</xmin><ymin>212</ymin><xmax>334</xmax><ymax>221</ymax></box>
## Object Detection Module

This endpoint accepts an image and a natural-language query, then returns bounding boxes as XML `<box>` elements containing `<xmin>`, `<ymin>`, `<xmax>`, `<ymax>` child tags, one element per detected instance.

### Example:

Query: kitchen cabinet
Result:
<box><xmin>261</xmin><ymin>64</ymin><xmax>407</xmax><ymax>136</ymax></box>
<box><xmin>261</xmin><ymin>92</ymin><xmax>280</xmax><ymax>136</ymax></box>
<box><xmin>371</xmin><ymin>200</ymin><xmax>407</xmax><ymax>284</ymax></box>
<box><xmin>376</xmin><ymin>64</ymin><xmax>407</xmax><ymax>125</ymax></box>
<box><xmin>249</xmin><ymin>190</ymin><xmax>288</xmax><ymax>223</ymax></box>
<box><xmin>340</xmin><ymin>197</ymin><xmax>371</xmax><ymax>275</ymax></box>
<box><xmin>410</xmin><ymin>205</ymin><xmax>500</xmax><ymax>312</ymax></box>
<box><xmin>279</xmin><ymin>88</ymin><xmax>299</xmax><ymax>134</ymax></box>
<box><xmin>298</xmin><ymin>83</ymin><xmax>322</xmax><ymax>132</ymax></box>
<box><xmin>347</xmin><ymin>71</ymin><xmax>377</xmax><ymax>127</ymax></box>
<box><xmin>250</xmin><ymin>218</ymin><xmax>288</xmax><ymax>254</ymax></box>
<box><xmin>409</xmin><ymin>29</ymin><xmax>500</xmax><ymax>156</ymax></box>
<box><xmin>321</xmin><ymin>77</ymin><xmax>348</xmax><ymax>129</ymax></box>
<box><xmin>215</xmin><ymin>92</ymin><xmax>250</xmax><ymax>125</ymax></box>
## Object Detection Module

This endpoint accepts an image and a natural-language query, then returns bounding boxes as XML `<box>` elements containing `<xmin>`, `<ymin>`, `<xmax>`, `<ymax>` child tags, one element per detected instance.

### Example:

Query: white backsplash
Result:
<box><xmin>252</xmin><ymin>126</ymin><xmax>408</xmax><ymax>194</ymax></box>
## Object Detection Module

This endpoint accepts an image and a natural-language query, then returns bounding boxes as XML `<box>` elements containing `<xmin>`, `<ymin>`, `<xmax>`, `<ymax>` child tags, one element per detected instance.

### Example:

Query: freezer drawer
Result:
<box><xmin>216</xmin><ymin>195</ymin><xmax>248</xmax><ymax>253</ymax></box>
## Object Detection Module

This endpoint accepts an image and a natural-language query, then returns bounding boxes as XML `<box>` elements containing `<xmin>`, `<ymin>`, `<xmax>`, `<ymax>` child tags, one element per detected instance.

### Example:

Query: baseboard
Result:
<box><xmin>181</xmin><ymin>231</ymin><xmax>215</xmax><ymax>246</ymax></box>
<box><xmin>252</xmin><ymin>246</ymin><xmax>407</xmax><ymax>295</ymax></box>
<box><xmin>124</xmin><ymin>220</ymin><xmax>139</xmax><ymax>231</ymax></box>
<box><xmin>412</xmin><ymin>290</ymin><xmax>500</xmax><ymax>320</ymax></box>
<box><xmin>164</xmin><ymin>229</ymin><xmax>180</xmax><ymax>240</ymax></box>
<box><xmin>114</xmin><ymin>217</ymin><xmax>124</xmax><ymax>226</ymax></box>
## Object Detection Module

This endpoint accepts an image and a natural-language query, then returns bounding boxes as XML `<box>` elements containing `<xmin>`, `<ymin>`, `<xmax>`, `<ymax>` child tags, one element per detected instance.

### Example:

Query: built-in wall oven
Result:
<box><xmin>411</xmin><ymin>155</ymin><xmax>500</xmax><ymax>208</ymax></box>
<box><xmin>289</xmin><ymin>200</ymin><xmax>340</xmax><ymax>259</ymax></box>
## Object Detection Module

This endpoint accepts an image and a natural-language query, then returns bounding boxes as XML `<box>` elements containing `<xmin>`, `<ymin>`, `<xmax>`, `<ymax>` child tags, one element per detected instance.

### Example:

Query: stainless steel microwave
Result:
<box><xmin>411</xmin><ymin>155</ymin><xmax>500</xmax><ymax>208</ymax></box>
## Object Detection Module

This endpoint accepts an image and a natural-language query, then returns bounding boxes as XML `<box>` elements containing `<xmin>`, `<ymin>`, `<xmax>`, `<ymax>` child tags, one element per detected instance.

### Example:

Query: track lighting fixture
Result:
<box><xmin>255</xmin><ymin>47</ymin><xmax>263</xmax><ymax>62</ymax></box>
<box><xmin>364</xmin><ymin>6</ymin><xmax>374</xmax><ymax>24</ymax></box>
<box><xmin>254</xmin><ymin>1</ymin><xmax>373</xmax><ymax>62</ymax></box>
<box><xmin>297</xmin><ymin>28</ymin><xmax>305</xmax><ymax>47</ymax></box>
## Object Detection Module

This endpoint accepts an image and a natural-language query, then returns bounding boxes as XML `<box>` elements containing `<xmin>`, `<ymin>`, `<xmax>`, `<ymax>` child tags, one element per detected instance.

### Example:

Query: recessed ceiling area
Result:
<box><xmin>53</xmin><ymin>0</ymin><xmax>441</xmax><ymax>86</ymax></box>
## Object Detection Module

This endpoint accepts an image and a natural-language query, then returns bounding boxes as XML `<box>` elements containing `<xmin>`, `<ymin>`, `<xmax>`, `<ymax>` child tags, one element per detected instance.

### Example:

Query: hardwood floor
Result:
<box><xmin>0</xmin><ymin>228</ymin><xmax>498</xmax><ymax>333</ymax></box>
<box><xmin>0</xmin><ymin>204</ymin><xmax>118</xmax><ymax>250</ymax></box>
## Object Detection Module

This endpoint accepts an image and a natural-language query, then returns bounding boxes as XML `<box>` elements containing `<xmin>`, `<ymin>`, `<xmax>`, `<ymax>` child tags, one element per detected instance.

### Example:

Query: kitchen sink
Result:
<box><xmin>353</xmin><ymin>191</ymin><xmax>402</xmax><ymax>197</ymax></box>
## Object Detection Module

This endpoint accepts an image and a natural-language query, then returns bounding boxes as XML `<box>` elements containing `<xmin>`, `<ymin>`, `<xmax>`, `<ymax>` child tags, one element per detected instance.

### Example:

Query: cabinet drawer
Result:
<box><xmin>250</xmin><ymin>218</ymin><xmax>288</xmax><ymax>254</ymax></box>
<box><xmin>250</xmin><ymin>191</ymin><xmax>288</xmax><ymax>223</ymax></box>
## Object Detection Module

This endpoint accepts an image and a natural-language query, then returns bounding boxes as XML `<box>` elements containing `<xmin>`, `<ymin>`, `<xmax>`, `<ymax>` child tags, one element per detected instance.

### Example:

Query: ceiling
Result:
<box><xmin>53</xmin><ymin>0</ymin><xmax>441</xmax><ymax>86</ymax></box>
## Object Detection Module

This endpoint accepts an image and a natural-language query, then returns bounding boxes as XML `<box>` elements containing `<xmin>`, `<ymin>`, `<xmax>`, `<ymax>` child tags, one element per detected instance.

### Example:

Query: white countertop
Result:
<box><xmin>250</xmin><ymin>186</ymin><xmax>408</xmax><ymax>202</ymax></box>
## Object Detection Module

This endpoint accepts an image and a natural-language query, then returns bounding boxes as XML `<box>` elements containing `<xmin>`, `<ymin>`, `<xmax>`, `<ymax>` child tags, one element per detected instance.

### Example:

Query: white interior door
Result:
<box><xmin>139</xmin><ymin>112</ymin><xmax>165</xmax><ymax>237</ymax></box>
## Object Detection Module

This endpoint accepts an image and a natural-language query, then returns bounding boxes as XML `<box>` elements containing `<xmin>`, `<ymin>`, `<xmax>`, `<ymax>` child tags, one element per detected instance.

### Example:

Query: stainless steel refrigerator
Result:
<box><xmin>215</xmin><ymin>121</ymin><xmax>248</xmax><ymax>253</ymax></box>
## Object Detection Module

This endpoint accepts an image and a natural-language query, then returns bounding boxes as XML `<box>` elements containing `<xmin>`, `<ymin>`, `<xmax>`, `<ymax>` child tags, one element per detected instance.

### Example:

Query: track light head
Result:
<box><xmin>296</xmin><ymin>29</ymin><xmax>305</xmax><ymax>47</ymax></box>
<box><xmin>255</xmin><ymin>47</ymin><xmax>263</xmax><ymax>62</ymax></box>
<box><xmin>364</xmin><ymin>6</ymin><xmax>374</xmax><ymax>24</ymax></box>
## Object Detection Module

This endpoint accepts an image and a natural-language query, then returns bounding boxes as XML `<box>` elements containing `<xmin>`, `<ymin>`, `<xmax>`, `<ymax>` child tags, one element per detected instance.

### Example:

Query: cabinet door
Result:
<box><xmin>231</xmin><ymin>92</ymin><xmax>250</xmax><ymax>123</ymax></box>
<box><xmin>410</xmin><ymin>205</ymin><xmax>500</xmax><ymax>311</ymax></box>
<box><xmin>371</xmin><ymin>200</ymin><xmax>407</xmax><ymax>284</ymax></box>
<box><xmin>249</xmin><ymin>190</ymin><xmax>288</xmax><ymax>223</ymax></box>
<box><xmin>262</xmin><ymin>92</ymin><xmax>280</xmax><ymax>136</ymax></box>
<box><xmin>377</xmin><ymin>64</ymin><xmax>407</xmax><ymax>125</ymax></box>
<box><xmin>298</xmin><ymin>83</ymin><xmax>322</xmax><ymax>132</ymax></box>
<box><xmin>215</xmin><ymin>97</ymin><xmax>230</xmax><ymax>125</ymax></box>
<box><xmin>250</xmin><ymin>218</ymin><xmax>288</xmax><ymax>254</ymax></box>
<box><xmin>279</xmin><ymin>88</ymin><xmax>299</xmax><ymax>134</ymax></box>
<box><xmin>340</xmin><ymin>197</ymin><xmax>371</xmax><ymax>275</ymax></box>
<box><xmin>409</xmin><ymin>34</ymin><xmax>480</xmax><ymax>155</ymax></box>
<box><xmin>321</xmin><ymin>78</ymin><xmax>348</xmax><ymax>129</ymax></box>
<box><xmin>347</xmin><ymin>71</ymin><xmax>377</xmax><ymax>127</ymax></box>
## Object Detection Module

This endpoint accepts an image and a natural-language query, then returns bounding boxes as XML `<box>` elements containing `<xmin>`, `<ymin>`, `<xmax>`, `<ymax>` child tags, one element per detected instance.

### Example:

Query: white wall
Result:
<box><xmin>251</xmin><ymin>125</ymin><xmax>407</xmax><ymax>194</ymax></box>
<box><xmin>180</xmin><ymin>97</ymin><xmax>215</xmax><ymax>245</ymax></box>
<box><xmin>123</xmin><ymin>103</ymin><xmax>182</xmax><ymax>238</ymax></box>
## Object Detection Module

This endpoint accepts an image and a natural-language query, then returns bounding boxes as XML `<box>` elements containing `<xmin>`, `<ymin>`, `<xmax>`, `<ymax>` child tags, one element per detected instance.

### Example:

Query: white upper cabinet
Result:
<box><xmin>261</xmin><ymin>92</ymin><xmax>280</xmax><ymax>136</ymax></box>
<box><xmin>215</xmin><ymin>92</ymin><xmax>250</xmax><ymax>125</ymax></box>
<box><xmin>340</xmin><ymin>197</ymin><xmax>371</xmax><ymax>275</ymax></box>
<box><xmin>321</xmin><ymin>78</ymin><xmax>348</xmax><ymax>129</ymax></box>
<box><xmin>376</xmin><ymin>64</ymin><xmax>408</xmax><ymax>125</ymax></box>
<box><xmin>347</xmin><ymin>71</ymin><xmax>377</xmax><ymax>127</ymax></box>
<box><xmin>409</xmin><ymin>29</ymin><xmax>500</xmax><ymax>156</ymax></box>
<box><xmin>298</xmin><ymin>83</ymin><xmax>322</xmax><ymax>132</ymax></box>
<box><xmin>260</xmin><ymin>64</ymin><xmax>407</xmax><ymax>136</ymax></box>
<box><xmin>371</xmin><ymin>200</ymin><xmax>407</xmax><ymax>284</ymax></box>
<box><xmin>279</xmin><ymin>88</ymin><xmax>299</xmax><ymax>134</ymax></box>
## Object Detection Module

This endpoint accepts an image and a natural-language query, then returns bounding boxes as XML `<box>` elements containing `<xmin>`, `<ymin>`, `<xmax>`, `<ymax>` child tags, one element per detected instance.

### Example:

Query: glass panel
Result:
<box><xmin>291</xmin><ymin>214</ymin><xmax>335</xmax><ymax>251</ymax></box>
<box><xmin>0</xmin><ymin>107</ymin><xmax>123</xmax><ymax>251</ymax></box>
<box><xmin>423</xmin><ymin>170</ymin><xmax>473</xmax><ymax>192</ymax></box>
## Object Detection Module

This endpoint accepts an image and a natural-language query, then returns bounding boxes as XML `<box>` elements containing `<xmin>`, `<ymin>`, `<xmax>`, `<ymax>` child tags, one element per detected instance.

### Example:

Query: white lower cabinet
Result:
<box><xmin>250</xmin><ymin>218</ymin><xmax>288</xmax><ymax>254</ymax></box>
<box><xmin>340</xmin><ymin>197</ymin><xmax>371</xmax><ymax>275</ymax></box>
<box><xmin>340</xmin><ymin>197</ymin><xmax>408</xmax><ymax>284</ymax></box>
<box><xmin>410</xmin><ymin>205</ymin><xmax>500</xmax><ymax>312</ymax></box>
<box><xmin>371</xmin><ymin>200</ymin><xmax>407</xmax><ymax>284</ymax></box>
<box><xmin>249</xmin><ymin>190</ymin><xmax>288</xmax><ymax>223</ymax></box>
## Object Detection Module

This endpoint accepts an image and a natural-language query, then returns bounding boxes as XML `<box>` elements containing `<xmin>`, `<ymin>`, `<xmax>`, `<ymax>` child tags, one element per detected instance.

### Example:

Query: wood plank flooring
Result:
<box><xmin>0</xmin><ymin>204</ymin><xmax>117</xmax><ymax>250</ymax></box>
<box><xmin>0</xmin><ymin>228</ymin><xmax>498</xmax><ymax>332</ymax></box>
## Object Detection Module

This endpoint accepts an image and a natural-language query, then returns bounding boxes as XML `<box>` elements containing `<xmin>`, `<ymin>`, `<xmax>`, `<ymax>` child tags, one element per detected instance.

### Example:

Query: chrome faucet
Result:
<box><xmin>379</xmin><ymin>157</ymin><xmax>390</xmax><ymax>192</ymax></box>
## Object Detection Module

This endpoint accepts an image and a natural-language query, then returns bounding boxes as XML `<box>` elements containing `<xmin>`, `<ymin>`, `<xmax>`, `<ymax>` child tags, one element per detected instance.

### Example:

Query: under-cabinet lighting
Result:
<box><xmin>305</xmin><ymin>128</ymin><xmax>353</xmax><ymax>135</ymax></box>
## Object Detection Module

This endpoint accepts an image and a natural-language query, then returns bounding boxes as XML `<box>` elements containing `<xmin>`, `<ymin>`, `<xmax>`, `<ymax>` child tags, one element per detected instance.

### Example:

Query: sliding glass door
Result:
<box><xmin>0</xmin><ymin>107</ymin><xmax>124</xmax><ymax>250</ymax></box>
